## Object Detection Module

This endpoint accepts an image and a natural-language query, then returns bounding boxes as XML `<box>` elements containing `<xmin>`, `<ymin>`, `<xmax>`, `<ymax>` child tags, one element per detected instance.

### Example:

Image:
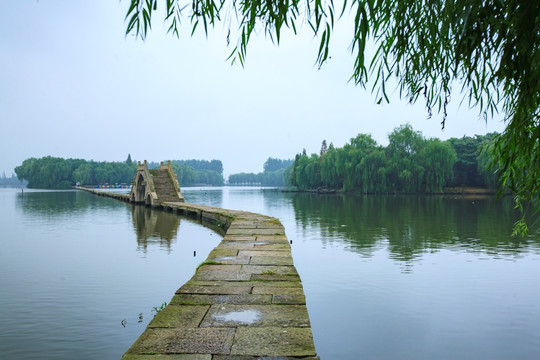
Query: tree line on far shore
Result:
<box><xmin>287</xmin><ymin>124</ymin><xmax>498</xmax><ymax>193</ymax></box>
<box><xmin>13</xmin><ymin>124</ymin><xmax>498</xmax><ymax>192</ymax></box>
<box><xmin>228</xmin><ymin>158</ymin><xmax>293</xmax><ymax>187</ymax></box>
<box><xmin>14</xmin><ymin>155</ymin><xmax>224</xmax><ymax>188</ymax></box>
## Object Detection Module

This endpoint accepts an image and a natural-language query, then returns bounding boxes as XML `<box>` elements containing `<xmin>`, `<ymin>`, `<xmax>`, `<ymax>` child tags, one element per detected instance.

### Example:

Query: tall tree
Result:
<box><xmin>320</xmin><ymin>140</ymin><xmax>328</xmax><ymax>157</ymax></box>
<box><xmin>420</xmin><ymin>139</ymin><xmax>457</xmax><ymax>193</ymax></box>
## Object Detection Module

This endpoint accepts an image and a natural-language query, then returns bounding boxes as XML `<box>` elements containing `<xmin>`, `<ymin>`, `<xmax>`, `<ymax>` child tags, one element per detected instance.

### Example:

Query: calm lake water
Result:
<box><xmin>1</xmin><ymin>186</ymin><xmax>540</xmax><ymax>359</ymax></box>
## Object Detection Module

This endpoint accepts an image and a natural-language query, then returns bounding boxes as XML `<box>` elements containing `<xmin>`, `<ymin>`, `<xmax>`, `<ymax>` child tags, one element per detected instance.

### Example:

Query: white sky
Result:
<box><xmin>0</xmin><ymin>1</ymin><xmax>506</xmax><ymax>178</ymax></box>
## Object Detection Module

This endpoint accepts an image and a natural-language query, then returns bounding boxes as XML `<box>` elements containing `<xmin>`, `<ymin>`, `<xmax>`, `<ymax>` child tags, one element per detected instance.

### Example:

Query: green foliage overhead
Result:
<box><xmin>124</xmin><ymin>0</ymin><xmax>540</xmax><ymax>234</ymax></box>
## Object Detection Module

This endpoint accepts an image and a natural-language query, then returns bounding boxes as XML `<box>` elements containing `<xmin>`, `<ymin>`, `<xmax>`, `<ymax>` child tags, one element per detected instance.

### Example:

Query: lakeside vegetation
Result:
<box><xmin>14</xmin><ymin>155</ymin><xmax>224</xmax><ymax>188</ymax></box>
<box><xmin>287</xmin><ymin>125</ymin><xmax>498</xmax><ymax>193</ymax></box>
<box><xmin>13</xmin><ymin>125</ymin><xmax>496</xmax><ymax>193</ymax></box>
<box><xmin>147</xmin><ymin>160</ymin><xmax>224</xmax><ymax>186</ymax></box>
<box><xmin>228</xmin><ymin>158</ymin><xmax>292</xmax><ymax>186</ymax></box>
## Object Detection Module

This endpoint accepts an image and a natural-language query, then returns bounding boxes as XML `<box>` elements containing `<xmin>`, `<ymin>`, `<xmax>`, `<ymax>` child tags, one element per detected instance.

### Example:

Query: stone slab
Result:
<box><xmin>208</xmin><ymin>249</ymin><xmax>240</xmax><ymax>258</ymax></box>
<box><xmin>253</xmin><ymin>244</ymin><xmax>290</xmax><ymax>250</ymax></box>
<box><xmin>148</xmin><ymin>305</ymin><xmax>209</xmax><ymax>328</ymax></box>
<box><xmin>230</xmin><ymin>327</ymin><xmax>317</xmax><ymax>357</ymax></box>
<box><xmin>244</xmin><ymin>281</ymin><xmax>302</xmax><ymax>288</ymax></box>
<box><xmin>251</xmin><ymin>287</ymin><xmax>305</xmax><ymax>305</ymax></box>
<box><xmin>234</xmin><ymin>238</ymin><xmax>288</xmax><ymax>245</ymax></box>
<box><xmin>228</xmin><ymin>225</ymin><xmax>284</xmax><ymax>231</ymax></box>
<box><xmin>212</xmin><ymin>356</ymin><xmax>320</xmax><ymax>360</ymax></box>
<box><xmin>208</xmin><ymin>255</ymin><xmax>251</xmax><ymax>264</ymax></box>
<box><xmin>241</xmin><ymin>265</ymin><xmax>298</xmax><ymax>275</ymax></box>
<box><xmin>222</xmin><ymin>235</ymin><xmax>257</xmax><ymax>242</ymax></box>
<box><xmin>227</xmin><ymin>225</ymin><xmax>284</xmax><ymax>231</ymax></box>
<box><xmin>238</xmin><ymin>251</ymin><xmax>290</xmax><ymax>258</ymax></box>
<box><xmin>123</xmin><ymin>354</ymin><xmax>211</xmax><ymax>360</ymax></box>
<box><xmin>271</xmin><ymin>294</ymin><xmax>306</xmax><ymax>305</ymax></box>
<box><xmin>255</xmin><ymin>235</ymin><xmax>289</xmax><ymax>243</ymax></box>
<box><xmin>249</xmin><ymin>257</ymin><xmax>294</xmax><ymax>266</ymax></box>
<box><xmin>251</xmin><ymin>287</ymin><xmax>304</xmax><ymax>296</ymax></box>
<box><xmin>197</xmin><ymin>264</ymin><xmax>242</xmax><ymax>273</ymax></box>
<box><xmin>226</xmin><ymin>229</ymin><xmax>285</xmax><ymax>236</ymax></box>
<box><xmin>181</xmin><ymin>281</ymin><xmax>264</xmax><ymax>288</ymax></box>
<box><xmin>200</xmin><ymin>305</ymin><xmax>311</xmax><ymax>328</ymax></box>
<box><xmin>192</xmin><ymin>272</ymin><xmax>252</xmax><ymax>281</ymax></box>
<box><xmin>171</xmin><ymin>294</ymin><xmax>272</xmax><ymax>306</ymax></box>
<box><xmin>216</xmin><ymin>243</ymin><xmax>264</xmax><ymax>250</ymax></box>
<box><xmin>176</xmin><ymin>285</ymin><xmax>251</xmax><ymax>295</ymax></box>
<box><xmin>127</xmin><ymin>328</ymin><xmax>235</xmax><ymax>355</ymax></box>
<box><xmin>251</xmin><ymin>274</ymin><xmax>301</xmax><ymax>282</ymax></box>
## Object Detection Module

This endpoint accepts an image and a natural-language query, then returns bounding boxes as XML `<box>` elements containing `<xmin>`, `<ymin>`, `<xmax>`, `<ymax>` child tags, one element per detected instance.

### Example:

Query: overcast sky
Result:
<box><xmin>1</xmin><ymin>1</ymin><xmax>506</xmax><ymax>178</ymax></box>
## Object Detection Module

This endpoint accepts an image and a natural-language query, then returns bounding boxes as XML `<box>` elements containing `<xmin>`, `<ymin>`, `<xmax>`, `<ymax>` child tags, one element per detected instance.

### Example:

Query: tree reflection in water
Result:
<box><xmin>290</xmin><ymin>194</ymin><xmax>539</xmax><ymax>264</ymax></box>
<box><xmin>130</xmin><ymin>205</ymin><xmax>181</xmax><ymax>253</ymax></box>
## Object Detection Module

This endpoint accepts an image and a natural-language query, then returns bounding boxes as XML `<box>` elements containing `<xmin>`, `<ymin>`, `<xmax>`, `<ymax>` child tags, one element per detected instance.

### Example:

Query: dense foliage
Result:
<box><xmin>148</xmin><ymin>159</ymin><xmax>224</xmax><ymax>186</ymax></box>
<box><xmin>228</xmin><ymin>157</ymin><xmax>292</xmax><ymax>186</ymax></box>
<box><xmin>174</xmin><ymin>159</ymin><xmax>223</xmax><ymax>174</ymax></box>
<box><xmin>15</xmin><ymin>156</ymin><xmax>224</xmax><ymax>188</ymax></box>
<box><xmin>124</xmin><ymin>0</ymin><xmax>540</xmax><ymax>233</ymax></box>
<box><xmin>15</xmin><ymin>156</ymin><xmax>136</xmax><ymax>188</ymax></box>
<box><xmin>289</xmin><ymin>125</ymin><xmax>497</xmax><ymax>193</ymax></box>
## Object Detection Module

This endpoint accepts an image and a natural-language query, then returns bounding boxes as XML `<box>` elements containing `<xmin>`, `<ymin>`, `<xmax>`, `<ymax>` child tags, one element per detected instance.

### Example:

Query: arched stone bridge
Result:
<box><xmin>130</xmin><ymin>160</ymin><xmax>184</xmax><ymax>206</ymax></box>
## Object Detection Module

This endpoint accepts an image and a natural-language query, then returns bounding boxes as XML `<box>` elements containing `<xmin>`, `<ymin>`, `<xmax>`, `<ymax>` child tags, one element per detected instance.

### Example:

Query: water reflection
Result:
<box><xmin>130</xmin><ymin>205</ymin><xmax>181</xmax><ymax>252</ymax></box>
<box><xmin>1</xmin><ymin>187</ymin><xmax>223</xmax><ymax>360</ymax></box>
<box><xmin>290</xmin><ymin>194</ymin><xmax>539</xmax><ymax>262</ymax></box>
<box><xmin>15</xmin><ymin>190</ymin><xmax>202</xmax><ymax>254</ymax></box>
<box><xmin>15</xmin><ymin>190</ymin><xmax>125</xmax><ymax>216</ymax></box>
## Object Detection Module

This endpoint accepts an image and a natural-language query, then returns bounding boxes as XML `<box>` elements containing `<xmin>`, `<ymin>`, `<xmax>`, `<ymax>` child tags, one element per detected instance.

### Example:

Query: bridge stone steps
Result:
<box><xmin>150</xmin><ymin>169</ymin><xmax>182</xmax><ymax>204</ymax></box>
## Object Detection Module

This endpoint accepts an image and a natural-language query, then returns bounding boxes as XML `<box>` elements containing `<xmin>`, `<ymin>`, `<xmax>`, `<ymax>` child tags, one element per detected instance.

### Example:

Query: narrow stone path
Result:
<box><xmin>77</xmin><ymin>188</ymin><xmax>319</xmax><ymax>359</ymax></box>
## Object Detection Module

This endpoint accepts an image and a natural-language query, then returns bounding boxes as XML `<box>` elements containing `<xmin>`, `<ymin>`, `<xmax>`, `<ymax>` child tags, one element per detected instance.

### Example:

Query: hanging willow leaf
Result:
<box><xmin>122</xmin><ymin>0</ymin><xmax>540</xmax><ymax>235</ymax></box>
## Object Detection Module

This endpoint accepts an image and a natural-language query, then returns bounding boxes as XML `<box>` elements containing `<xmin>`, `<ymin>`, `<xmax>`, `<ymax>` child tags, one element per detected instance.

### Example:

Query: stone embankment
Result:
<box><xmin>77</xmin><ymin>187</ymin><xmax>319</xmax><ymax>360</ymax></box>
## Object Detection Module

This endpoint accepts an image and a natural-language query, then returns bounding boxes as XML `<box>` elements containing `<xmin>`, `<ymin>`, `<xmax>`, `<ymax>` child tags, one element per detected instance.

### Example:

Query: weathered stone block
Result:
<box><xmin>230</xmin><ymin>327</ymin><xmax>317</xmax><ymax>357</ymax></box>
<box><xmin>148</xmin><ymin>305</ymin><xmax>209</xmax><ymax>328</ymax></box>
<box><xmin>122</xmin><ymin>354</ymin><xmax>211</xmax><ymax>360</ymax></box>
<box><xmin>241</xmin><ymin>265</ymin><xmax>298</xmax><ymax>275</ymax></box>
<box><xmin>126</xmin><ymin>328</ymin><xmax>235</xmax><ymax>355</ymax></box>
<box><xmin>250</xmin><ymin>274</ymin><xmax>301</xmax><ymax>282</ymax></box>
<box><xmin>197</xmin><ymin>264</ymin><xmax>242</xmax><ymax>273</ymax></box>
<box><xmin>226</xmin><ymin>229</ymin><xmax>285</xmax><ymax>236</ymax></box>
<box><xmin>238</xmin><ymin>251</ymin><xmax>290</xmax><ymax>258</ymax></box>
<box><xmin>171</xmin><ymin>294</ymin><xmax>272</xmax><ymax>306</ymax></box>
<box><xmin>176</xmin><ymin>284</ymin><xmax>251</xmax><ymax>295</ymax></box>
<box><xmin>249</xmin><ymin>257</ymin><xmax>294</xmax><ymax>266</ymax></box>
<box><xmin>192</xmin><ymin>272</ymin><xmax>252</xmax><ymax>281</ymax></box>
<box><xmin>222</xmin><ymin>235</ymin><xmax>257</xmax><ymax>242</ymax></box>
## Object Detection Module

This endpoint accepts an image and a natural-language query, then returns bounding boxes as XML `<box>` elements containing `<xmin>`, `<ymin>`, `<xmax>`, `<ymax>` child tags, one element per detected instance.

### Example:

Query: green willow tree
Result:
<box><xmin>288</xmin><ymin>125</ymin><xmax>491</xmax><ymax>194</ymax></box>
<box><xmin>124</xmin><ymin>0</ymin><xmax>540</xmax><ymax>234</ymax></box>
